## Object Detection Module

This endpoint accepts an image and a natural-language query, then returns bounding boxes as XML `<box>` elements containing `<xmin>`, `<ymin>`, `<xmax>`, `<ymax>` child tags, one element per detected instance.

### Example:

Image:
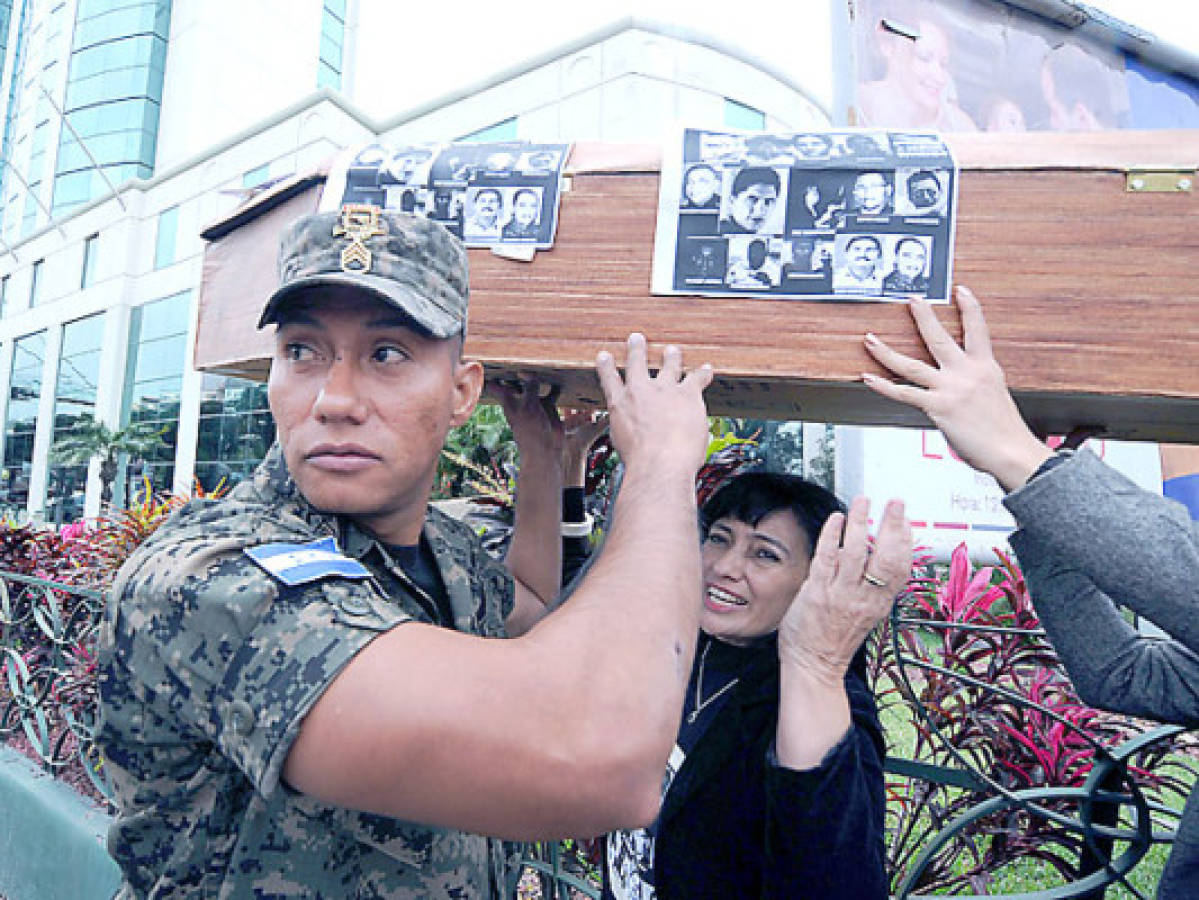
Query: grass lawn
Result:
<box><xmin>987</xmin><ymin>841</ymin><xmax>1170</xmax><ymax>897</ymax></box>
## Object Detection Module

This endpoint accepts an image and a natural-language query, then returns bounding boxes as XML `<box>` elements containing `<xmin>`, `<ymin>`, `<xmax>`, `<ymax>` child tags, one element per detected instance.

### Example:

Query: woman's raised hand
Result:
<box><xmin>861</xmin><ymin>286</ymin><xmax>1052</xmax><ymax>492</ymax></box>
<box><xmin>778</xmin><ymin>497</ymin><xmax>911</xmax><ymax>683</ymax></box>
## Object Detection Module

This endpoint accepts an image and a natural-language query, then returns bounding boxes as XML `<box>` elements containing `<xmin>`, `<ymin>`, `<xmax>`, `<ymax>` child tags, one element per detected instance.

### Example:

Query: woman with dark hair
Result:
<box><xmin>600</xmin><ymin>470</ymin><xmax>908</xmax><ymax>899</ymax></box>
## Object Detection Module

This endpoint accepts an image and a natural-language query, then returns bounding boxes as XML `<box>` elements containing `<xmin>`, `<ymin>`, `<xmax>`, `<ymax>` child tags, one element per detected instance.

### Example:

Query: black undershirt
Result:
<box><xmin>383</xmin><ymin>537</ymin><xmax>453</xmax><ymax>627</ymax></box>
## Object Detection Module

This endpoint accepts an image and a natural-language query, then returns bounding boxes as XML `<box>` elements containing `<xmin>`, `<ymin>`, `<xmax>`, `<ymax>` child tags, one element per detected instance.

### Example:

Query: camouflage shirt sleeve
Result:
<box><xmin>467</xmin><ymin>521</ymin><xmax>515</xmax><ymax>625</ymax></box>
<box><xmin>106</xmin><ymin>512</ymin><xmax>411</xmax><ymax>800</ymax></box>
<box><xmin>423</xmin><ymin>505</ymin><xmax>515</xmax><ymax>633</ymax></box>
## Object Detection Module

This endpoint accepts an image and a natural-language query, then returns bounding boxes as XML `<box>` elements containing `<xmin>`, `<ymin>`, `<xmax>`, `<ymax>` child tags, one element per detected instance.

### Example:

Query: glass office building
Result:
<box><xmin>0</xmin><ymin>0</ymin><xmax>27</xmax><ymax>217</ymax></box>
<box><xmin>51</xmin><ymin>0</ymin><xmax>172</xmax><ymax>216</ymax></box>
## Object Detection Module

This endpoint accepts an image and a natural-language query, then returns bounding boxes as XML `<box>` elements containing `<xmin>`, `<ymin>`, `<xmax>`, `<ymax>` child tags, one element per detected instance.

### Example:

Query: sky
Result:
<box><xmin>1089</xmin><ymin>0</ymin><xmax>1199</xmax><ymax>54</ymax></box>
<box><xmin>353</xmin><ymin>0</ymin><xmax>1198</xmax><ymax>122</ymax></box>
<box><xmin>353</xmin><ymin>1</ymin><xmax>838</xmax><ymax>119</ymax></box>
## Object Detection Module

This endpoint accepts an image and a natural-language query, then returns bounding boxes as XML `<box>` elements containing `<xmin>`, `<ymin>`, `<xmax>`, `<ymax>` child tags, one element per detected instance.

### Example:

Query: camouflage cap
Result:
<box><xmin>258</xmin><ymin>204</ymin><xmax>469</xmax><ymax>338</ymax></box>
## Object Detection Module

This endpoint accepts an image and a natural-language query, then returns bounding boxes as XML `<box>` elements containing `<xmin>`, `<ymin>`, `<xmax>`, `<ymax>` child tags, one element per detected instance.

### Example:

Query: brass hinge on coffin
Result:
<box><xmin>1125</xmin><ymin>169</ymin><xmax>1194</xmax><ymax>192</ymax></box>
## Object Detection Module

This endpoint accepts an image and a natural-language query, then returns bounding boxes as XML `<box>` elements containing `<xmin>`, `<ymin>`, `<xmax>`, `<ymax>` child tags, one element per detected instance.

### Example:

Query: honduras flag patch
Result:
<box><xmin>245</xmin><ymin>537</ymin><xmax>371</xmax><ymax>586</ymax></box>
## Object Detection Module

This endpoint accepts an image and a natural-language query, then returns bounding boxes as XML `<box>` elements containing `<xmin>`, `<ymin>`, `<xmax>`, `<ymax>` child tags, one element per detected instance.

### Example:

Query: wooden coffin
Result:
<box><xmin>196</xmin><ymin>132</ymin><xmax>1199</xmax><ymax>443</ymax></box>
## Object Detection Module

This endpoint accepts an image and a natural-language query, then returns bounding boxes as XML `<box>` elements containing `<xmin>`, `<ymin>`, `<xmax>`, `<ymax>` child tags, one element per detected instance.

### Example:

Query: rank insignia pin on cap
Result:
<box><xmin>258</xmin><ymin>203</ymin><xmax>469</xmax><ymax>338</ymax></box>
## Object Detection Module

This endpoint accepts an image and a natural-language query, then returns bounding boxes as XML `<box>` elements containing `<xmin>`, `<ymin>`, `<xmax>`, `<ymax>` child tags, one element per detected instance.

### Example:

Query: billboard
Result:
<box><xmin>851</xmin><ymin>0</ymin><xmax>1198</xmax><ymax>132</ymax></box>
<box><xmin>839</xmin><ymin>0</ymin><xmax>1199</xmax><ymax>545</ymax></box>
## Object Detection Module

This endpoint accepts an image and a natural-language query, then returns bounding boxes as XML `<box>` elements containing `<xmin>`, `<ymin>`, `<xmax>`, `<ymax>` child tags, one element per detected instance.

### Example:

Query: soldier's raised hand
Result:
<box><xmin>489</xmin><ymin>376</ymin><xmax>563</xmax><ymax>463</ymax></box>
<box><xmin>596</xmin><ymin>333</ymin><xmax>713</xmax><ymax>477</ymax></box>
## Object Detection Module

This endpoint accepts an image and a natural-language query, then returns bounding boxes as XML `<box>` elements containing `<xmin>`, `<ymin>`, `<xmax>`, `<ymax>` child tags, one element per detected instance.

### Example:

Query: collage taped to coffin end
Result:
<box><xmin>320</xmin><ymin>140</ymin><xmax>572</xmax><ymax>250</ymax></box>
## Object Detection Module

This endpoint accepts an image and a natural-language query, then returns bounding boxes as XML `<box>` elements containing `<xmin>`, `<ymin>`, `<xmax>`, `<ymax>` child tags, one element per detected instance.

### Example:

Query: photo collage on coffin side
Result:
<box><xmin>671</xmin><ymin>128</ymin><xmax>957</xmax><ymax>303</ymax></box>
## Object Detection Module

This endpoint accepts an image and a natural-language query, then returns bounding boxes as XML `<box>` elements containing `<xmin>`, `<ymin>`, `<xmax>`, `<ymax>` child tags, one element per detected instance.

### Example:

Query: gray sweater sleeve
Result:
<box><xmin>1005</xmin><ymin>450</ymin><xmax>1199</xmax><ymax>653</ymax></box>
<box><xmin>1004</xmin><ymin>450</ymin><xmax>1199</xmax><ymax>725</ymax></box>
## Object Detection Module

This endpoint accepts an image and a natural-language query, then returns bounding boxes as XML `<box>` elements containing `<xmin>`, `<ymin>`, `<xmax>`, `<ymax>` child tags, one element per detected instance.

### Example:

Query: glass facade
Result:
<box><xmin>460</xmin><ymin>117</ymin><xmax>518</xmax><ymax>142</ymax></box>
<box><xmin>242</xmin><ymin>162</ymin><xmax>270</xmax><ymax>188</ymax></box>
<box><xmin>153</xmin><ymin>203</ymin><xmax>176</xmax><ymax>268</ymax></box>
<box><xmin>29</xmin><ymin>257</ymin><xmax>41</xmax><ymax>305</ymax></box>
<box><xmin>81</xmin><ymin>232</ymin><xmax>98</xmax><ymax>287</ymax></box>
<box><xmin>20</xmin><ymin>3</ymin><xmax>67</xmax><ymax>236</ymax></box>
<box><xmin>46</xmin><ymin>314</ymin><xmax>101</xmax><ymax>524</ymax></box>
<box><xmin>194</xmin><ymin>373</ymin><xmax>273</xmax><ymax>493</ymax></box>
<box><xmin>21</xmin><ymin>107</ymin><xmax>50</xmax><ymax>236</ymax></box>
<box><xmin>1</xmin><ymin>330</ymin><xmax>45</xmax><ymax>513</ymax></box>
<box><xmin>120</xmin><ymin>291</ymin><xmax>187</xmax><ymax>503</ymax></box>
<box><xmin>0</xmin><ymin>3</ymin><xmax>13</xmax><ymax>96</ymax></box>
<box><xmin>317</xmin><ymin>0</ymin><xmax>344</xmax><ymax>90</ymax></box>
<box><xmin>51</xmin><ymin>0</ymin><xmax>173</xmax><ymax>216</ymax></box>
<box><xmin>0</xmin><ymin>0</ymin><xmax>30</xmax><ymax>220</ymax></box>
<box><xmin>724</xmin><ymin>98</ymin><xmax>765</xmax><ymax>131</ymax></box>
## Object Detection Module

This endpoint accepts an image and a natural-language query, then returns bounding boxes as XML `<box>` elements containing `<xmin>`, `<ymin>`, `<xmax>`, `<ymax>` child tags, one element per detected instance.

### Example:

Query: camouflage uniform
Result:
<box><xmin>97</xmin><ymin>443</ymin><xmax>518</xmax><ymax>898</ymax></box>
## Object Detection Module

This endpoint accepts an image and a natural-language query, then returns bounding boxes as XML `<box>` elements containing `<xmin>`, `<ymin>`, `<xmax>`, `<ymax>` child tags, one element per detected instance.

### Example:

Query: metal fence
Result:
<box><xmin>0</xmin><ymin>571</ymin><xmax>111</xmax><ymax>802</ymax></box>
<box><xmin>881</xmin><ymin>605</ymin><xmax>1190</xmax><ymax>899</ymax></box>
<box><xmin>0</xmin><ymin>568</ymin><xmax>1191</xmax><ymax>899</ymax></box>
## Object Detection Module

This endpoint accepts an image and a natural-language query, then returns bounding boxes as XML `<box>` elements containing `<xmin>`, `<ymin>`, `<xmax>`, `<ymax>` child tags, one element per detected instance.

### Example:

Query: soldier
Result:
<box><xmin>97</xmin><ymin>204</ymin><xmax>714</xmax><ymax>897</ymax></box>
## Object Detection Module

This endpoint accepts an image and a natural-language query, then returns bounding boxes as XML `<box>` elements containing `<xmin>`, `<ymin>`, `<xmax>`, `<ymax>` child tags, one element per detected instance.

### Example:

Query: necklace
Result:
<box><xmin>687</xmin><ymin>639</ymin><xmax>740</xmax><ymax>724</ymax></box>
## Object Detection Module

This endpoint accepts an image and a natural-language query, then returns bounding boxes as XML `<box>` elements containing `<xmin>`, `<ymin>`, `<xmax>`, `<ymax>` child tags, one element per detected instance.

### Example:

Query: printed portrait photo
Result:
<box><xmin>896</xmin><ymin>168</ymin><xmax>949</xmax><ymax>217</ymax></box>
<box><xmin>719</xmin><ymin>166</ymin><xmax>789</xmax><ymax>236</ymax></box>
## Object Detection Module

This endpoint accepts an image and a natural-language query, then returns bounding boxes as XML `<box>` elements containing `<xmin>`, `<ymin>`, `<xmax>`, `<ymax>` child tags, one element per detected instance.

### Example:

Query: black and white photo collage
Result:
<box><xmin>320</xmin><ymin>141</ymin><xmax>571</xmax><ymax>249</ymax></box>
<box><xmin>653</xmin><ymin>128</ymin><xmax>957</xmax><ymax>303</ymax></box>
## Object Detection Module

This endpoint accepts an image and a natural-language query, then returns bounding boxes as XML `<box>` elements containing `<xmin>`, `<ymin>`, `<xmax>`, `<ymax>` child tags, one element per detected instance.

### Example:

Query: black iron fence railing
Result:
<box><xmin>0</xmin><ymin>571</ymin><xmax>111</xmax><ymax>801</ymax></box>
<box><xmin>885</xmin><ymin>610</ymin><xmax>1187</xmax><ymax>898</ymax></box>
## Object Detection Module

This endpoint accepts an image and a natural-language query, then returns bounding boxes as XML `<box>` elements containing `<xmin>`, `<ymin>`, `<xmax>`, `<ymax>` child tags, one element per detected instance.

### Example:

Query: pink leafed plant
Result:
<box><xmin>875</xmin><ymin>541</ymin><xmax>1193</xmax><ymax>893</ymax></box>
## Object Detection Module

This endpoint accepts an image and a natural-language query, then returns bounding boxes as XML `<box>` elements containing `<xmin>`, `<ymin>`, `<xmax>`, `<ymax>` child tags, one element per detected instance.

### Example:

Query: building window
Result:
<box><xmin>0</xmin><ymin>3</ymin><xmax>14</xmax><ymax>120</ymax></box>
<box><xmin>2</xmin><ymin>330</ymin><xmax>47</xmax><ymax>514</ymax></box>
<box><xmin>47</xmin><ymin>314</ymin><xmax>102</xmax><ymax>525</ymax></box>
<box><xmin>242</xmin><ymin>163</ymin><xmax>270</xmax><ymax>188</ymax></box>
<box><xmin>22</xmin><ymin>115</ymin><xmax>51</xmax><ymax>235</ymax></box>
<box><xmin>459</xmin><ymin>117</ymin><xmax>518</xmax><ymax>143</ymax></box>
<box><xmin>317</xmin><ymin>0</ymin><xmax>345</xmax><ymax>90</ymax></box>
<box><xmin>120</xmin><ymin>291</ymin><xmax>189</xmax><ymax>504</ymax></box>
<box><xmin>81</xmin><ymin>232</ymin><xmax>98</xmax><ymax>288</ymax></box>
<box><xmin>154</xmin><ymin>205</ymin><xmax>177</xmax><ymax>269</ymax></box>
<box><xmin>29</xmin><ymin>258</ymin><xmax>43</xmax><ymax>306</ymax></box>
<box><xmin>0</xmin><ymin>0</ymin><xmax>32</xmax><ymax>229</ymax></box>
<box><xmin>724</xmin><ymin>98</ymin><xmax>766</xmax><ymax>131</ymax></box>
<box><xmin>0</xmin><ymin>275</ymin><xmax>8</xmax><ymax>317</ymax></box>
<box><xmin>195</xmin><ymin>373</ymin><xmax>274</xmax><ymax>493</ymax></box>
